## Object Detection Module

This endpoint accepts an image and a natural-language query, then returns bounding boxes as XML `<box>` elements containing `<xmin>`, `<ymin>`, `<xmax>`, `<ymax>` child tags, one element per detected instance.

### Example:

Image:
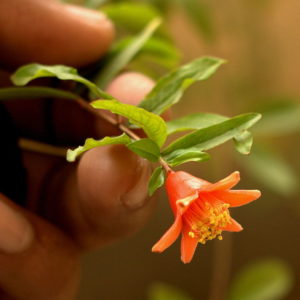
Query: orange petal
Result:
<box><xmin>176</xmin><ymin>192</ymin><xmax>199</xmax><ymax>215</ymax></box>
<box><xmin>206</xmin><ymin>171</ymin><xmax>240</xmax><ymax>191</ymax></box>
<box><xmin>180</xmin><ymin>228</ymin><xmax>198</xmax><ymax>264</ymax></box>
<box><xmin>223</xmin><ymin>218</ymin><xmax>243</xmax><ymax>232</ymax></box>
<box><xmin>212</xmin><ymin>189</ymin><xmax>261</xmax><ymax>207</ymax></box>
<box><xmin>152</xmin><ymin>214</ymin><xmax>182</xmax><ymax>253</ymax></box>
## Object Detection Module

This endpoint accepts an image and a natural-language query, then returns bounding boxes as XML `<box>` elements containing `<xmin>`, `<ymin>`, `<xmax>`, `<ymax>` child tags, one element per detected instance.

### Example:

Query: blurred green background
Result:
<box><xmin>71</xmin><ymin>0</ymin><xmax>300</xmax><ymax>299</ymax></box>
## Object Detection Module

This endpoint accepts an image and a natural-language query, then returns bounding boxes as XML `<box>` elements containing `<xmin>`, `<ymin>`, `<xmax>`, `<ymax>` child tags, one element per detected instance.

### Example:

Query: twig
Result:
<box><xmin>19</xmin><ymin>138</ymin><xmax>67</xmax><ymax>157</ymax></box>
<box><xmin>19</xmin><ymin>98</ymin><xmax>173</xmax><ymax>172</ymax></box>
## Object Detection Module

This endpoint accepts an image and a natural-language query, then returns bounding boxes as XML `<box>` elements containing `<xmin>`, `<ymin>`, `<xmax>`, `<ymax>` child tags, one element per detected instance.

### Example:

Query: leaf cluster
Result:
<box><xmin>0</xmin><ymin>17</ymin><xmax>261</xmax><ymax>196</ymax></box>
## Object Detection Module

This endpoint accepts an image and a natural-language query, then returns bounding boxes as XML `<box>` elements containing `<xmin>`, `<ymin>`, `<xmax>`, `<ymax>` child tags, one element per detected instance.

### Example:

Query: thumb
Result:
<box><xmin>0</xmin><ymin>0</ymin><xmax>114</xmax><ymax>69</ymax></box>
<box><xmin>0</xmin><ymin>194</ymin><xmax>80</xmax><ymax>300</ymax></box>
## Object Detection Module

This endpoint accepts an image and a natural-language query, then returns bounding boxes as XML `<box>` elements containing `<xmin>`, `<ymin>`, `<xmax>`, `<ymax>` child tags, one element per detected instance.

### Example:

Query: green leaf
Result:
<box><xmin>234</xmin><ymin>131</ymin><xmax>253</xmax><ymax>155</ymax></box>
<box><xmin>166</xmin><ymin>113</ymin><xmax>227</xmax><ymax>135</ymax></box>
<box><xmin>239</xmin><ymin>146</ymin><xmax>298</xmax><ymax>196</ymax></box>
<box><xmin>139</xmin><ymin>37</ymin><xmax>181</xmax><ymax>69</ymax></box>
<box><xmin>166</xmin><ymin>113</ymin><xmax>254</xmax><ymax>154</ymax></box>
<box><xmin>67</xmin><ymin>134</ymin><xmax>131</xmax><ymax>162</ymax></box>
<box><xmin>179</xmin><ymin>0</ymin><xmax>214</xmax><ymax>40</ymax></box>
<box><xmin>162</xmin><ymin>113</ymin><xmax>261</xmax><ymax>155</ymax></box>
<box><xmin>253</xmin><ymin>101</ymin><xmax>300</xmax><ymax>136</ymax></box>
<box><xmin>164</xmin><ymin>148</ymin><xmax>210</xmax><ymax>167</ymax></box>
<box><xmin>11</xmin><ymin>64</ymin><xmax>112</xmax><ymax>99</ymax></box>
<box><xmin>94</xmin><ymin>18</ymin><xmax>162</xmax><ymax>89</ymax></box>
<box><xmin>229</xmin><ymin>259</ymin><xmax>293</xmax><ymax>300</ymax></box>
<box><xmin>139</xmin><ymin>56</ymin><xmax>226</xmax><ymax>115</ymax></box>
<box><xmin>0</xmin><ymin>87</ymin><xmax>79</xmax><ymax>101</ymax></box>
<box><xmin>148</xmin><ymin>282</ymin><xmax>194</xmax><ymax>300</ymax></box>
<box><xmin>112</xmin><ymin>36</ymin><xmax>180</xmax><ymax>71</ymax></box>
<box><xmin>148</xmin><ymin>167</ymin><xmax>165</xmax><ymax>196</ymax></box>
<box><xmin>91</xmin><ymin>100</ymin><xmax>167</xmax><ymax>147</ymax></box>
<box><xmin>103</xmin><ymin>3</ymin><xmax>162</xmax><ymax>34</ymax></box>
<box><xmin>127</xmin><ymin>139</ymin><xmax>161</xmax><ymax>162</ymax></box>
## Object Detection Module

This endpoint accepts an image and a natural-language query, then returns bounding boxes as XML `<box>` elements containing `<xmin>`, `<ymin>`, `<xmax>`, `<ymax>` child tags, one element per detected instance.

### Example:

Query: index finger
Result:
<box><xmin>0</xmin><ymin>0</ymin><xmax>114</xmax><ymax>69</ymax></box>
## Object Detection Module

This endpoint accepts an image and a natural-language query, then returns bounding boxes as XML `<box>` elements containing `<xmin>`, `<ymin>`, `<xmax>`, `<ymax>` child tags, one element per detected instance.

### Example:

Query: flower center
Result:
<box><xmin>184</xmin><ymin>198</ymin><xmax>231</xmax><ymax>244</ymax></box>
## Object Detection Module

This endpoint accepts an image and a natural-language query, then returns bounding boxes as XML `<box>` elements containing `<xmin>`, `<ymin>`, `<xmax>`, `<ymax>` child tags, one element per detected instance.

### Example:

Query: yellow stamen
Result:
<box><xmin>187</xmin><ymin>202</ymin><xmax>231</xmax><ymax>245</ymax></box>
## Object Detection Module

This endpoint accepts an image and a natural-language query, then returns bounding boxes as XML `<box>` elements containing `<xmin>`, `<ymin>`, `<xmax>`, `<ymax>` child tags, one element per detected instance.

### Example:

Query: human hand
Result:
<box><xmin>0</xmin><ymin>1</ymin><xmax>156</xmax><ymax>299</ymax></box>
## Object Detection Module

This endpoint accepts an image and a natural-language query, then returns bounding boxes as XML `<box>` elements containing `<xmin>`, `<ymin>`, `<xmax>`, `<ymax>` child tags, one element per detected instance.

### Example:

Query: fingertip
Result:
<box><xmin>62</xmin><ymin>4</ymin><xmax>115</xmax><ymax>66</ymax></box>
<box><xmin>74</xmin><ymin>145</ymin><xmax>155</xmax><ymax>247</ymax></box>
<box><xmin>0</xmin><ymin>0</ymin><xmax>115</xmax><ymax>68</ymax></box>
<box><xmin>106</xmin><ymin>72</ymin><xmax>155</xmax><ymax>105</ymax></box>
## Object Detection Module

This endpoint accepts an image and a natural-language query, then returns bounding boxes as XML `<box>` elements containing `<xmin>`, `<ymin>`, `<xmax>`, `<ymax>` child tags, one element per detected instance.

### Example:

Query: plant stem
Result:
<box><xmin>159</xmin><ymin>157</ymin><xmax>172</xmax><ymax>173</ymax></box>
<box><xmin>78</xmin><ymin>99</ymin><xmax>173</xmax><ymax>170</ymax></box>
<box><xmin>21</xmin><ymin>98</ymin><xmax>173</xmax><ymax>171</ymax></box>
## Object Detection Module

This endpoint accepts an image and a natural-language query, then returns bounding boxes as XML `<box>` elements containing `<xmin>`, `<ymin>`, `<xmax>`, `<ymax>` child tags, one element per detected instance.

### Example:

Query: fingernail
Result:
<box><xmin>121</xmin><ymin>162</ymin><xmax>152</xmax><ymax>210</ymax></box>
<box><xmin>64</xmin><ymin>4</ymin><xmax>112</xmax><ymax>26</ymax></box>
<box><xmin>0</xmin><ymin>196</ymin><xmax>34</xmax><ymax>254</ymax></box>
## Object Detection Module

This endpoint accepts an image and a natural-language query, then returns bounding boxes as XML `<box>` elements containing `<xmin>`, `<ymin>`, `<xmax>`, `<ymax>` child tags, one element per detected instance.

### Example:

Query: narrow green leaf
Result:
<box><xmin>164</xmin><ymin>148</ymin><xmax>210</xmax><ymax>167</ymax></box>
<box><xmin>162</xmin><ymin>113</ymin><xmax>261</xmax><ymax>155</ymax></box>
<box><xmin>239</xmin><ymin>146</ymin><xmax>298</xmax><ymax>196</ymax></box>
<box><xmin>103</xmin><ymin>3</ymin><xmax>162</xmax><ymax>34</ymax></box>
<box><xmin>0</xmin><ymin>87</ymin><xmax>79</xmax><ymax>101</ymax></box>
<box><xmin>127</xmin><ymin>139</ymin><xmax>160</xmax><ymax>162</ymax></box>
<box><xmin>148</xmin><ymin>282</ymin><xmax>194</xmax><ymax>300</ymax></box>
<box><xmin>112</xmin><ymin>36</ymin><xmax>180</xmax><ymax>70</ymax></box>
<box><xmin>11</xmin><ymin>64</ymin><xmax>112</xmax><ymax>99</ymax></box>
<box><xmin>91</xmin><ymin>100</ymin><xmax>167</xmax><ymax>147</ymax></box>
<box><xmin>148</xmin><ymin>167</ymin><xmax>165</xmax><ymax>196</ymax></box>
<box><xmin>94</xmin><ymin>18</ymin><xmax>162</xmax><ymax>89</ymax></box>
<box><xmin>67</xmin><ymin>134</ymin><xmax>131</xmax><ymax>162</ymax></box>
<box><xmin>139</xmin><ymin>56</ymin><xmax>226</xmax><ymax>115</ymax></box>
<box><xmin>253</xmin><ymin>101</ymin><xmax>300</xmax><ymax>136</ymax></box>
<box><xmin>139</xmin><ymin>37</ymin><xmax>181</xmax><ymax>69</ymax></box>
<box><xmin>229</xmin><ymin>259</ymin><xmax>293</xmax><ymax>300</ymax></box>
<box><xmin>166</xmin><ymin>113</ymin><xmax>254</xmax><ymax>154</ymax></box>
<box><xmin>234</xmin><ymin>131</ymin><xmax>253</xmax><ymax>155</ymax></box>
<box><xmin>166</xmin><ymin>113</ymin><xmax>227</xmax><ymax>135</ymax></box>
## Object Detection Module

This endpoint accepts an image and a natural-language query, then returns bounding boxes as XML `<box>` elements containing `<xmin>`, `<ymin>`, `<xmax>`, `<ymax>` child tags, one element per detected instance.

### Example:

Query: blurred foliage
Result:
<box><xmin>253</xmin><ymin>100</ymin><xmax>300</xmax><ymax>136</ymax></box>
<box><xmin>62</xmin><ymin>0</ymin><xmax>214</xmax><ymax>41</ymax></box>
<box><xmin>238</xmin><ymin>99</ymin><xmax>300</xmax><ymax>196</ymax></box>
<box><xmin>239</xmin><ymin>145</ymin><xmax>298</xmax><ymax>197</ymax></box>
<box><xmin>148</xmin><ymin>283</ymin><xmax>194</xmax><ymax>300</ymax></box>
<box><xmin>148</xmin><ymin>259</ymin><xmax>293</xmax><ymax>300</ymax></box>
<box><xmin>228</xmin><ymin>259</ymin><xmax>294</xmax><ymax>300</ymax></box>
<box><xmin>92</xmin><ymin>18</ymin><xmax>163</xmax><ymax>88</ymax></box>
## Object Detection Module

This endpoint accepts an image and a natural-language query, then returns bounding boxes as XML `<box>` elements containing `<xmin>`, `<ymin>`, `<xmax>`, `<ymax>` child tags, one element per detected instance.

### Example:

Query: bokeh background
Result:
<box><xmin>73</xmin><ymin>0</ymin><xmax>300</xmax><ymax>299</ymax></box>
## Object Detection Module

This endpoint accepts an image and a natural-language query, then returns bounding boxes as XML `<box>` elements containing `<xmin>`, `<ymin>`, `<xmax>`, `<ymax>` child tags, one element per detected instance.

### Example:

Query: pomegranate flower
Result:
<box><xmin>152</xmin><ymin>171</ymin><xmax>261</xmax><ymax>263</ymax></box>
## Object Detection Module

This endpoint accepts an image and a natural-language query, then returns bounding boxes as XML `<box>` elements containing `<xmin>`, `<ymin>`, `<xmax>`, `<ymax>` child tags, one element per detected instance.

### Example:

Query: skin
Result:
<box><xmin>0</xmin><ymin>0</ymin><xmax>157</xmax><ymax>299</ymax></box>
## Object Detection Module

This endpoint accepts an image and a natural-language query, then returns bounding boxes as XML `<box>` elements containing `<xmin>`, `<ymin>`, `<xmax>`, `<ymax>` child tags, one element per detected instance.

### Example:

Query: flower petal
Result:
<box><xmin>166</xmin><ymin>171</ymin><xmax>209</xmax><ymax>213</ymax></box>
<box><xmin>212</xmin><ymin>189</ymin><xmax>261</xmax><ymax>207</ymax></box>
<box><xmin>180</xmin><ymin>228</ymin><xmax>198</xmax><ymax>264</ymax></box>
<box><xmin>152</xmin><ymin>214</ymin><xmax>182</xmax><ymax>253</ymax></box>
<box><xmin>223</xmin><ymin>218</ymin><xmax>243</xmax><ymax>232</ymax></box>
<box><xmin>176</xmin><ymin>192</ymin><xmax>199</xmax><ymax>215</ymax></box>
<box><xmin>206</xmin><ymin>171</ymin><xmax>240</xmax><ymax>191</ymax></box>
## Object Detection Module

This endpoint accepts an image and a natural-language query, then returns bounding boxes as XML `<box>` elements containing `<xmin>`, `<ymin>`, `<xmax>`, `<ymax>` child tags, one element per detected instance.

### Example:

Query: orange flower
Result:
<box><xmin>152</xmin><ymin>171</ymin><xmax>261</xmax><ymax>263</ymax></box>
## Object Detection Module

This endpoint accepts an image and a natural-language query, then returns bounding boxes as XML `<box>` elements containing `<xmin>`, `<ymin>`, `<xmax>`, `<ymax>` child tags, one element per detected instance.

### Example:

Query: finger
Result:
<box><xmin>0</xmin><ymin>0</ymin><xmax>114</xmax><ymax>69</ymax></box>
<box><xmin>3</xmin><ymin>72</ymin><xmax>155</xmax><ymax>145</ymax></box>
<box><xmin>51</xmin><ymin>145</ymin><xmax>155</xmax><ymax>249</ymax></box>
<box><xmin>94</xmin><ymin>72</ymin><xmax>156</xmax><ymax>136</ymax></box>
<box><xmin>106</xmin><ymin>72</ymin><xmax>155</xmax><ymax>105</ymax></box>
<box><xmin>41</xmin><ymin>73</ymin><xmax>156</xmax><ymax>249</ymax></box>
<box><xmin>0</xmin><ymin>194</ymin><xmax>80</xmax><ymax>300</ymax></box>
